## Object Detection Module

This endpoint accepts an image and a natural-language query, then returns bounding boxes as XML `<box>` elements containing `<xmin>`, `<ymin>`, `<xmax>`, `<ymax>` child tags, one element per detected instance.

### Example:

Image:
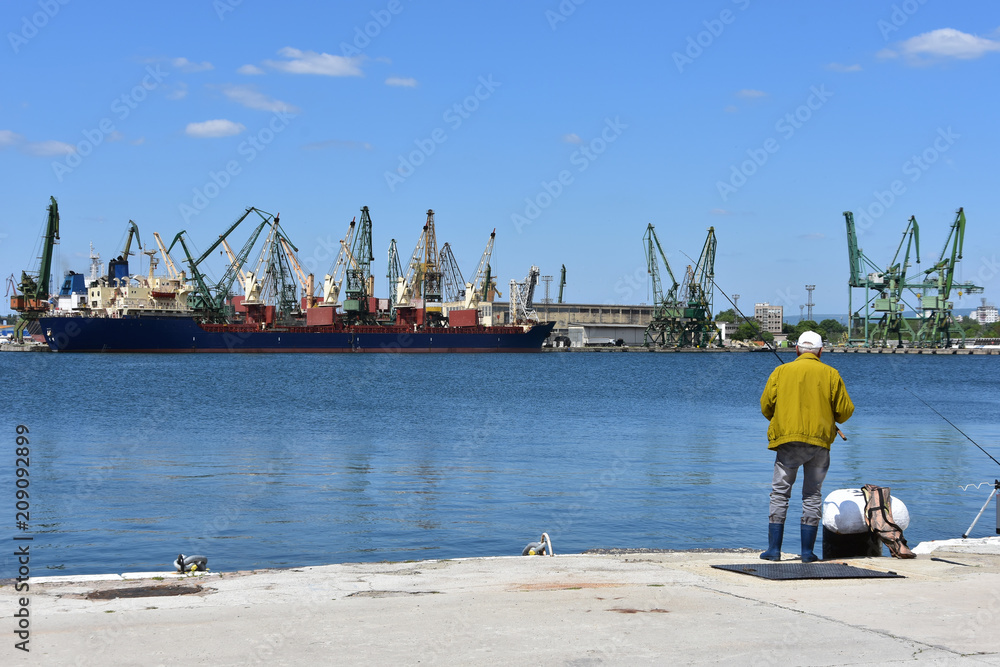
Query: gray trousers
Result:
<box><xmin>769</xmin><ymin>442</ymin><xmax>830</xmax><ymax>526</ymax></box>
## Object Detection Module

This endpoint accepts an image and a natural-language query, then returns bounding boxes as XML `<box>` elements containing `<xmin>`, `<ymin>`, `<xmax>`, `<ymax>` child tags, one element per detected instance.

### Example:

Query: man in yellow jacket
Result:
<box><xmin>759</xmin><ymin>330</ymin><xmax>854</xmax><ymax>562</ymax></box>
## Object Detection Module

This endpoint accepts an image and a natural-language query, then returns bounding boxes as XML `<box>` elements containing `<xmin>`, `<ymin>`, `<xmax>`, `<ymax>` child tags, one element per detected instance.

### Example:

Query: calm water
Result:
<box><xmin>3</xmin><ymin>350</ymin><xmax>999</xmax><ymax>576</ymax></box>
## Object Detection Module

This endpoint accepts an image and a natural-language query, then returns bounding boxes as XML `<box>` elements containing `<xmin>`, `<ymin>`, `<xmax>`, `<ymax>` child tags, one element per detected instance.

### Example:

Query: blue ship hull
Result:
<box><xmin>38</xmin><ymin>315</ymin><xmax>555</xmax><ymax>353</ymax></box>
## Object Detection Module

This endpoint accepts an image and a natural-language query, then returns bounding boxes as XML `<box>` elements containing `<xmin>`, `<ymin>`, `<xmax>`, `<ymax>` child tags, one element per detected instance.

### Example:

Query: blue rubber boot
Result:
<box><xmin>801</xmin><ymin>523</ymin><xmax>820</xmax><ymax>563</ymax></box>
<box><xmin>760</xmin><ymin>523</ymin><xmax>784</xmax><ymax>561</ymax></box>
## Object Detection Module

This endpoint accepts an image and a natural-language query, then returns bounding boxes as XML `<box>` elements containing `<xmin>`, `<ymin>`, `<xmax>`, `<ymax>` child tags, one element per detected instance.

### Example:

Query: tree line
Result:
<box><xmin>715</xmin><ymin>309</ymin><xmax>847</xmax><ymax>344</ymax></box>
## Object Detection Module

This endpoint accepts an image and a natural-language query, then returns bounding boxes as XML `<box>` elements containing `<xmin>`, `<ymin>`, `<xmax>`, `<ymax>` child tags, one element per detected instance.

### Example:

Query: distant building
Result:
<box><xmin>975</xmin><ymin>303</ymin><xmax>999</xmax><ymax>325</ymax></box>
<box><xmin>495</xmin><ymin>301</ymin><xmax>655</xmax><ymax>339</ymax></box>
<box><xmin>754</xmin><ymin>302</ymin><xmax>783</xmax><ymax>334</ymax></box>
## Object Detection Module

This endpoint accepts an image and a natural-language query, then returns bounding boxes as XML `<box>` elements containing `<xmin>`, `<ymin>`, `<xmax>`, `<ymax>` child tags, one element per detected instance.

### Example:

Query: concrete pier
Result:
<box><xmin>6</xmin><ymin>539</ymin><xmax>999</xmax><ymax>665</ymax></box>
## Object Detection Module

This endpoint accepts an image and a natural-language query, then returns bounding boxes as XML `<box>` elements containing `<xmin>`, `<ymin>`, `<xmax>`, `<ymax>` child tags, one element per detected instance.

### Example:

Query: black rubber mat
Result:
<box><xmin>711</xmin><ymin>562</ymin><xmax>904</xmax><ymax>580</ymax></box>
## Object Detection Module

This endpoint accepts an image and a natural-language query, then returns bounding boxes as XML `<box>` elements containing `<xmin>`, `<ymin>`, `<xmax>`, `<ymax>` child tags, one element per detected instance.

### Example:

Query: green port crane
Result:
<box><xmin>642</xmin><ymin>223</ymin><xmax>681</xmax><ymax>347</ymax></box>
<box><xmin>557</xmin><ymin>264</ymin><xmax>566</xmax><ymax>304</ymax></box>
<box><xmin>343</xmin><ymin>205</ymin><xmax>375</xmax><ymax>324</ymax></box>
<box><xmin>11</xmin><ymin>196</ymin><xmax>60</xmax><ymax>342</ymax></box>
<box><xmin>844</xmin><ymin>211</ymin><xmax>921</xmax><ymax>347</ymax></box>
<box><xmin>845</xmin><ymin>208</ymin><xmax>981</xmax><ymax>347</ymax></box>
<box><xmin>167</xmin><ymin>206</ymin><xmax>277</xmax><ymax>321</ymax></box>
<box><xmin>262</xmin><ymin>227</ymin><xmax>300</xmax><ymax>320</ymax></box>
<box><xmin>678</xmin><ymin>226</ymin><xmax>718</xmax><ymax>347</ymax></box>
<box><xmin>913</xmin><ymin>208</ymin><xmax>982</xmax><ymax>347</ymax></box>
<box><xmin>643</xmin><ymin>224</ymin><xmax>718</xmax><ymax>348</ymax></box>
<box><xmin>107</xmin><ymin>220</ymin><xmax>142</xmax><ymax>284</ymax></box>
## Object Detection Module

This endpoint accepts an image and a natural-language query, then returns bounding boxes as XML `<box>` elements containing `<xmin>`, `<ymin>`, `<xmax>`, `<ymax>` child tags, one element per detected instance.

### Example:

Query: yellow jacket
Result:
<box><xmin>760</xmin><ymin>353</ymin><xmax>854</xmax><ymax>450</ymax></box>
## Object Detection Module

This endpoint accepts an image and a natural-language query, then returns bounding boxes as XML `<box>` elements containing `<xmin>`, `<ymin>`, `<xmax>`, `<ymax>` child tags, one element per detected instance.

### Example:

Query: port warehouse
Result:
<box><xmin>492</xmin><ymin>302</ymin><xmax>655</xmax><ymax>346</ymax></box>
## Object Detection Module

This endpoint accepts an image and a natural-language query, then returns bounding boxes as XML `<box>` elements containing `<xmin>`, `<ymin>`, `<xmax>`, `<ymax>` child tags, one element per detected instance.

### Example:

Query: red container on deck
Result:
<box><xmin>263</xmin><ymin>305</ymin><xmax>275</xmax><ymax>324</ymax></box>
<box><xmin>396</xmin><ymin>306</ymin><xmax>422</xmax><ymax>327</ymax></box>
<box><xmin>368</xmin><ymin>297</ymin><xmax>379</xmax><ymax>313</ymax></box>
<box><xmin>448</xmin><ymin>309</ymin><xmax>478</xmax><ymax>327</ymax></box>
<box><xmin>306</xmin><ymin>306</ymin><xmax>335</xmax><ymax>326</ymax></box>
<box><xmin>232</xmin><ymin>295</ymin><xmax>246</xmax><ymax>313</ymax></box>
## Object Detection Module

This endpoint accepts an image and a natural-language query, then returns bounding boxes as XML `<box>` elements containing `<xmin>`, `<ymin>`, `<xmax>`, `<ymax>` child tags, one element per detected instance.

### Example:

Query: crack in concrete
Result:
<box><xmin>689</xmin><ymin>582</ymin><xmax>964</xmax><ymax>658</ymax></box>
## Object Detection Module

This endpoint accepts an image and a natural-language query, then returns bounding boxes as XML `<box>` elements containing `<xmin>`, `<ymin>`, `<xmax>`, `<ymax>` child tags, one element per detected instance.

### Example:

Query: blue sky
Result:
<box><xmin>2</xmin><ymin>0</ymin><xmax>998</xmax><ymax>315</ymax></box>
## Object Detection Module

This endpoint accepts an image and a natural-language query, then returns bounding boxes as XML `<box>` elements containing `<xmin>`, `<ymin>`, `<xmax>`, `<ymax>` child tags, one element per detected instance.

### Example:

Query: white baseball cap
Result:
<box><xmin>797</xmin><ymin>330</ymin><xmax>823</xmax><ymax>350</ymax></box>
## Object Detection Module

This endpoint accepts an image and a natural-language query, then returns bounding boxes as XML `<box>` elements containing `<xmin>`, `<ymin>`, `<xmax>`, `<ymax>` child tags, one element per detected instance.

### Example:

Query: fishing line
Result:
<box><xmin>959</xmin><ymin>482</ymin><xmax>996</xmax><ymax>491</ymax></box>
<box><xmin>679</xmin><ymin>251</ymin><xmax>782</xmax><ymax>366</ymax></box>
<box><xmin>679</xmin><ymin>251</ymin><xmax>846</xmax><ymax>440</ymax></box>
<box><xmin>905</xmin><ymin>387</ymin><xmax>1000</xmax><ymax>468</ymax></box>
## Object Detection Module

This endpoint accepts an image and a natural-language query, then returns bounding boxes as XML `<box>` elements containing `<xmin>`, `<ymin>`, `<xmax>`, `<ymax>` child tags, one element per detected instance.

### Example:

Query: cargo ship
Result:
<box><xmin>38</xmin><ymin>315</ymin><xmax>554</xmax><ymax>353</ymax></box>
<box><xmin>20</xmin><ymin>202</ymin><xmax>554</xmax><ymax>353</ymax></box>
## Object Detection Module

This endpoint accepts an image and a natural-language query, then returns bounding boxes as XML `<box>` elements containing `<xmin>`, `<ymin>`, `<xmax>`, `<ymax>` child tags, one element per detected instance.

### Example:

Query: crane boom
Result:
<box><xmin>153</xmin><ymin>232</ymin><xmax>181</xmax><ymax>279</ymax></box>
<box><xmin>279</xmin><ymin>235</ymin><xmax>314</xmax><ymax>307</ymax></box>
<box><xmin>221</xmin><ymin>238</ymin><xmax>252</xmax><ymax>283</ymax></box>
<box><xmin>322</xmin><ymin>216</ymin><xmax>357</xmax><ymax>305</ymax></box>
<box><xmin>439</xmin><ymin>242</ymin><xmax>466</xmax><ymax>303</ymax></box>
<box><xmin>470</xmin><ymin>228</ymin><xmax>496</xmax><ymax>304</ymax></box>
<box><xmin>387</xmin><ymin>238</ymin><xmax>403</xmax><ymax>310</ymax></box>
<box><xmin>343</xmin><ymin>206</ymin><xmax>375</xmax><ymax>322</ymax></box>
<box><xmin>557</xmin><ymin>264</ymin><xmax>566</xmax><ymax>304</ymax></box>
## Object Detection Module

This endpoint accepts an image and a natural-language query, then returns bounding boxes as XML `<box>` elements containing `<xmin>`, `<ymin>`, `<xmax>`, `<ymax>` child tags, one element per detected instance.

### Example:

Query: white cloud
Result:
<box><xmin>264</xmin><ymin>47</ymin><xmax>364</xmax><ymax>76</ymax></box>
<box><xmin>220</xmin><ymin>84</ymin><xmax>299</xmax><ymax>113</ymax></box>
<box><xmin>172</xmin><ymin>57</ymin><xmax>214</xmax><ymax>72</ymax></box>
<box><xmin>238</xmin><ymin>64</ymin><xmax>265</xmax><ymax>76</ymax></box>
<box><xmin>385</xmin><ymin>76</ymin><xmax>417</xmax><ymax>87</ymax></box>
<box><xmin>562</xmin><ymin>133</ymin><xmax>583</xmax><ymax>144</ymax></box>
<box><xmin>735</xmin><ymin>89</ymin><xmax>767</xmax><ymax>99</ymax></box>
<box><xmin>0</xmin><ymin>130</ymin><xmax>75</xmax><ymax>156</ymax></box>
<box><xmin>827</xmin><ymin>62</ymin><xmax>862</xmax><ymax>72</ymax></box>
<box><xmin>166</xmin><ymin>83</ymin><xmax>189</xmax><ymax>101</ymax></box>
<box><xmin>22</xmin><ymin>140</ymin><xmax>75</xmax><ymax>156</ymax></box>
<box><xmin>709</xmin><ymin>208</ymin><xmax>733</xmax><ymax>216</ymax></box>
<box><xmin>131</xmin><ymin>137</ymin><xmax>146</xmax><ymax>146</ymax></box>
<box><xmin>0</xmin><ymin>130</ymin><xmax>23</xmax><ymax>147</ymax></box>
<box><xmin>724</xmin><ymin>105</ymin><xmax>739</xmax><ymax>113</ymax></box>
<box><xmin>185</xmin><ymin>119</ymin><xmax>246</xmax><ymax>138</ymax></box>
<box><xmin>107</xmin><ymin>131</ymin><xmax>125</xmax><ymax>142</ymax></box>
<box><xmin>880</xmin><ymin>28</ymin><xmax>1000</xmax><ymax>62</ymax></box>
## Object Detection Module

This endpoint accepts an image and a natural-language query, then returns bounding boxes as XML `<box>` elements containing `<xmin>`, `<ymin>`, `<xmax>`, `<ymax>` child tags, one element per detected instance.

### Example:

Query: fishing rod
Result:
<box><xmin>905</xmin><ymin>387</ymin><xmax>1000</xmax><ymax>469</ymax></box>
<box><xmin>681</xmin><ymin>250</ymin><xmax>846</xmax><ymax>440</ymax></box>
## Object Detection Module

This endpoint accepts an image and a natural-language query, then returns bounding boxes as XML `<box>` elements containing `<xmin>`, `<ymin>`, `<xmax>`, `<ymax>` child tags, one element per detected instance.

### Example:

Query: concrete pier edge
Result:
<box><xmin>6</xmin><ymin>537</ymin><xmax>999</xmax><ymax>664</ymax></box>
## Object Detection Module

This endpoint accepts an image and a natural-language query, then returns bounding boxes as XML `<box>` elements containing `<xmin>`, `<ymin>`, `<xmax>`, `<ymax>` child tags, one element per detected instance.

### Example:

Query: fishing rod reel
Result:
<box><xmin>961</xmin><ymin>479</ymin><xmax>1000</xmax><ymax>538</ymax></box>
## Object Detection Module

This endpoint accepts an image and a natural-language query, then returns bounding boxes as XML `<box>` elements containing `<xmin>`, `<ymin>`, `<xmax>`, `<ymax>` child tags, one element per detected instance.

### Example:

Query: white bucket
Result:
<box><xmin>822</xmin><ymin>488</ymin><xmax>910</xmax><ymax>535</ymax></box>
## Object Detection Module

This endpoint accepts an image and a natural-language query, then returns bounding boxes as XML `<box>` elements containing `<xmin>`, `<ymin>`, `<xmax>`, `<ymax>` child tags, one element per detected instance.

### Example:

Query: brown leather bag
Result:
<box><xmin>862</xmin><ymin>484</ymin><xmax>916</xmax><ymax>559</ymax></box>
